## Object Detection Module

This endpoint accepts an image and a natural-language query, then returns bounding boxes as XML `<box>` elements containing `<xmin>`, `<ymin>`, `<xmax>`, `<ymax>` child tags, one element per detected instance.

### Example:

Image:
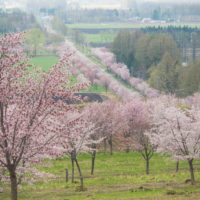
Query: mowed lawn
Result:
<box><xmin>1</xmin><ymin>153</ymin><xmax>200</xmax><ymax>200</ymax></box>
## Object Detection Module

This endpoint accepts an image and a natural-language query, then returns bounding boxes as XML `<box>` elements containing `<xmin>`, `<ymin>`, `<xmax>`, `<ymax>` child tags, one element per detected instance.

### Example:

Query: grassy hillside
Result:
<box><xmin>28</xmin><ymin>56</ymin><xmax>59</xmax><ymax>72</ymax></box>
<box><xmin>1</xmin><ymin>153</ymin><xmax>200</xmax><ymax>200</ymax></box>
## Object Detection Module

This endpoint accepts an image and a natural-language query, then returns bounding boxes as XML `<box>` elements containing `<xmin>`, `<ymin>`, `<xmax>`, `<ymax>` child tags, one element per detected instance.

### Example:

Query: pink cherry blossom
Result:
<box><xmin>0</xmin><ymin>33</ymin><xmax>86</xmax><ymax>200</ymax></box>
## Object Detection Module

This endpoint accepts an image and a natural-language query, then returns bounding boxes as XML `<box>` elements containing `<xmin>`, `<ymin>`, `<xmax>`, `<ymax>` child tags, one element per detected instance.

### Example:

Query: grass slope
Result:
<box><xmin>1</xmin><ymin>153</ymin><xmax>200</xmax><ymax>200</ymax></box>
<box><xmin>28</xmin><ymin>56</ymin><xmax>59</xmax><ymax>72</ymax></box>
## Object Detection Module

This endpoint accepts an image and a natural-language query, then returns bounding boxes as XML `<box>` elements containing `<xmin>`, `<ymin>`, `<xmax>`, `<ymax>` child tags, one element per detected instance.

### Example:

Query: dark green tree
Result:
<box><xmin>152</xmin><ymin>8</ymin><xmax>160</xmax><ymax>20</ymax></box>
<box><xmin>179</xmin><ymin>60</ymin><xmax>200</xmax><ymax>96</ymax></box>
<box><xmin>147</xmin><ymin>34</ymin><xmax>180</xmax><ymax>66</ymax></box>
<box><xmin>135</xmin><ymin>34</ymin><xmax>152</xmax><ymax>78</ymax></box>
<box><xmin>112</xmin><ymin>30</ymin><xmax>143</xmax><ymax>76</ymax></box>
<box><xmin>148</xmin><ymin>52</ymin><xmax>181</xmax><ymax>94</ymax></box>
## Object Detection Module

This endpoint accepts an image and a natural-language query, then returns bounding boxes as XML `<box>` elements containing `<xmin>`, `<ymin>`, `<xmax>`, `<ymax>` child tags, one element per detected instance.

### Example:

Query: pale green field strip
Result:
<box><xmin>84</xmin><ymin>33</ymin><xmax>116</xmax><ymax>43</ymax></box>
<box><xmin>67</xmin><ymin>23</ymin><xmax>200</xmax><ymax>29</ymax></box>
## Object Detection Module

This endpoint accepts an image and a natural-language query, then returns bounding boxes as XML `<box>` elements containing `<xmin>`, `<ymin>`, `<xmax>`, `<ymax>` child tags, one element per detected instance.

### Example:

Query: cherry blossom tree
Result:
<box><xmin>92</xmin><ymin>79</ymin><xmax>101</xmax><ymax>90</ymax></box>
<box><xmin>148</xmin><ymin>101</ymin><xmax>200</xmax><ymax>184</ymax></box>
<box><xmin>86</xmin><ymin>101</ymin><xmax>120</xmax><ymax>156</ymax></box>
<box><xmin>92</xmin><ymin>47</ymin><xmax>161</xmax><ymax>98</ymax></box>
<box><xmin>57</xmin><ymin>110</ymin><xmax>97</xmax><ymax>191</ymax></box>
<box><xmin>185</xmin><ymin>92</ymin><xmax>200</xmax><ymax>109</ymax></box>
<box><xmin>99</xmin><ymin>74</ymin><xmax>111</xmax><ymax>92</ymax></box>
<box><xmin>120</xmin><ymin>100</ymin><xmax>155</xmax><ymax>174</ymax></box>
<box><xmin>63</xmin><ymin>42</ymin><xmax>143</xmax><ymax>102</ymax></box>
<box><xmin>91</xmin><ymin>48</ymin><xmax>115</xmax><ymax>68</ymax></box>
<box><xmin>85</xmin><ymin>68</ymin><xmax>97</xmax><ymax>85</ymax></box>
<box><xmin>0</xmin><ymin>33</ymin><xmax>85</xmax><ymax>200</ymax></box>
<box><xmin>84</xmin><ymin>103</ymin><xmax>106</xmax><ymax>175</ymax></box>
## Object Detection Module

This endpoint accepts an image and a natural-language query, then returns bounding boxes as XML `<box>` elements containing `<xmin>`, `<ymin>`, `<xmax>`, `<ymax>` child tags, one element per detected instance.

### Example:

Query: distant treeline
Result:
<box><xmin>0</xmin><ymin>9</ymin><xmax>39</xmax><ymax>33</ymax></box>
<box><xmin>142</xmin><ymin>26</ymin><xmax>200</xmax><ymax>35</ymax></box>
<box><xmin>142</xmin><ymin>26</ymin><xmax>200</xmax><ymax>48</ymax></box>
<box><xmin>57</xmin><ymin>2</ymin><xmax>200</xmax><ymax>23</ymax></box>
<box><xmin>61</xmin><ymin>9</ymin><xmax>135</xmax><ymax>24</ymax></box>
<box><xmin>139</xmin><ymin>2</ymin><xmax>200</xmax><ymax>21</ymax></box>
<box><xmin>112</xmin><ymin>28</ymin><xmax>200</xmax><ymax>96</ymax></box>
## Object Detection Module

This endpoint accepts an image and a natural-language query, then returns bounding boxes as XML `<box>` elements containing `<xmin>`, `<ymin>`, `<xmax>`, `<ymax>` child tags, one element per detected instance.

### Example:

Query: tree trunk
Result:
<box><xmin>103</xmin><ymin>139</ymin><xmax>107</xmax><ymax>154</ymax></box>
<box><xmin>193</xmin><ymin>48</ymin><xmax>196</xmax><ymax>62</ymax></box>
<box><xmin>141</xmin><ymin>147</ymin><xmax>154</xmax><ymax>175</ymax></box>
<box><xmin>146</xmin><ymin>158</ymin><xmax>149</xmax><ymax>175</ymax></box>
<box><xmin>74</xmin><ymin>158</ymin><xmax>84</xmax><ymax>191</ymax></box>
<box><xmin>65</xmin><ymin>169</ymin><xmax>69</xmax><ymax>183</ymax></box>
<box><xmin>105</xmin><ymin>85</ymin><xmax>108</xmax><ymax>93</ymax></box>
<box><xmin>34</xmin><ymin>44</ymin><xmax>37</xmax><ymax>57</ymax></box>
<box><xmin>192</xmin><ymin>43</ymin><xmax>196</xmax><ymax>62</ymax></box>
<box><xmin>17</xmin><ymin>160</ymin><xmax>25</xmax><ymax>185</ymax></box>
<box><xmin>9</xmin><ymin>168</ymin><xmax>18</xmax><ymax>200</ymax></box>
<box><xmin>108</xmin><ymin>135</ymin><xmax>113</xmax><ymax>155</ymax></box>
<box><xmin>176</xmin><ymin>161</ymin><xmax>179</xmax><ymax>173</ymax></box>
<box><xmin>91</xmin><ymin>150</ymin><xmax>96</xmax><ymax>175</ymax></box>
<box><xmin>125</xmin><ymin>146</ymin><xmax>130</xmax><ymax>153</ymax></box>
<box><xmin>188</xmin><ymin>159</ymin><xmax>195</xmax><ymax>185</ymax></box>
<box><xmin>71</xmin><ymin>157</ymin><xmax>75</xmax><ymax>183</ymax></box>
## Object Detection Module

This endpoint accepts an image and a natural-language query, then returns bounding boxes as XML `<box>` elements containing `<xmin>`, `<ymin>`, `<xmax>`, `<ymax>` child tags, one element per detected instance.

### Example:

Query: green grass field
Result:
<box><xmin>1</xmin><ymin>152</ymin><xmax>200</xmax><ymax>200</ymax></box>
<box><xmin>67</xmin><ymin>23</ymin><xmax>200</xmax><ymax>30</ymax></box>
<box><xmin>84</xmin><ymin>33</ymin><xmax>116</xmax><ymax>44</ymax></box>
<box><xmin>28</xmin><ymin>56</ymin><xmax>107</xmax><ymax>93</ymax></box>
<box><xmin>28</xmin><ymin>56</ymin><xmax>59</xmax><ymax>72</ymax></box>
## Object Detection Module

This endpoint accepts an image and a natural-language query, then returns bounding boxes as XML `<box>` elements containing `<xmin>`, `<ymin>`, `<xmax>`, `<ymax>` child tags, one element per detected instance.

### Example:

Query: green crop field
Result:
<box><xmin>67</xmin><ymin>23</ymin><xmax>200</xmax><ymax>30</ymax></box>
<box><xmin>66</xmin><ymin>23</ymin><xmax>156</xmax><ymax>29</ymax></box>
<box><xmin>1</xmin><ymin>153</ymin><xmax>200</xmax><ymax>200</ymax></box>
<box><xmin>84</xmin><ymin>33</ymin><xmax>116</xmax><ymax>44</ymax></box>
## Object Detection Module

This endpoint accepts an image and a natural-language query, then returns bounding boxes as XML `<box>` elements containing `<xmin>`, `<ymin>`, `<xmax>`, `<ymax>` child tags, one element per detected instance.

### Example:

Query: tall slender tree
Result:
<box><xmin>148</xmin><ymin>52</ymin><xmax>180</xmax><ymax>94</ymax></box>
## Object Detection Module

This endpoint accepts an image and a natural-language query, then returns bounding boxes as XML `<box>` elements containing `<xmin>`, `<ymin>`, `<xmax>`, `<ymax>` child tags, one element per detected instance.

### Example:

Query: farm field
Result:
<box><xmin>66</xmin><ymin>23</ymin><xmax>200</xmax><ymax>30</ymax></box>
<box><xmin>1</xmin><ymin>153</ymin><xmax>200</xmax><ymax>200</ymax></box>
<box><xmin>68</xmin><ymin>23</ymin><xmax>200</xmax><ymax>45</ymax></box>
<box><xmin>84</xmin><ymin>33</ymin><xmax>116</xmax><ymax>44</ymax></box>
